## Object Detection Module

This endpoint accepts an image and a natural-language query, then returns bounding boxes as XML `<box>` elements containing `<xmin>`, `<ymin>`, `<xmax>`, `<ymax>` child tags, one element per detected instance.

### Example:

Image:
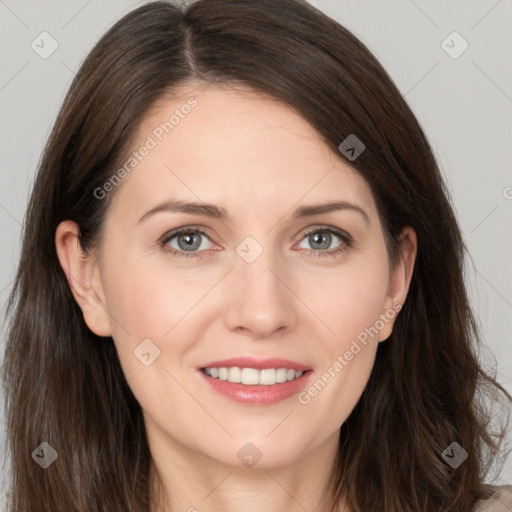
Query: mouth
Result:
<box><xmin>197</xmin><ymin>357</ymin><xmax>313</xmax><ymax>405</ymax></box>
<box><xmin>201</xmin><ymin>366</ymin><xmax>308</xmax><ymax>385</ymax></box>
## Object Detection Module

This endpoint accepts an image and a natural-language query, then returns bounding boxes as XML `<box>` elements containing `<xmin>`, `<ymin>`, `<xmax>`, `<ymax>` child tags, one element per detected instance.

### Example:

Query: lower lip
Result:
<box><xmin>200</xmin><ymin>370</ymin><xmax>313</xmax><ymax>405</ymax></box>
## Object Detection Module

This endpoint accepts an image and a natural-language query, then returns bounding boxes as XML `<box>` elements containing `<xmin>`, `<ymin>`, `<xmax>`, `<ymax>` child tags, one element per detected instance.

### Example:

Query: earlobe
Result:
<box><xmin>379</xmin><ymin>227</ymin><xmax>417</xmax><ymax>342</ymax></box>
<box><xmin>55</xmin><ymin>220</ymin><xmax>112</xmax><ymax>337</ymax></box>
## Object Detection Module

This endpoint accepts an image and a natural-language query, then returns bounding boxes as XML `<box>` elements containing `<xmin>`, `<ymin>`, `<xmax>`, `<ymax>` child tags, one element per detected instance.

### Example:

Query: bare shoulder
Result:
<box><xmin>473</xmin><ymin>484</ymin><xmax>512</xmax><ymax>511</ymax></box>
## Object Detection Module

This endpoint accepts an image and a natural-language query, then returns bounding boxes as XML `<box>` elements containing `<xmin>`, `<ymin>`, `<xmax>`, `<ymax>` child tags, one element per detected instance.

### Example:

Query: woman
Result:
<box><xmin>2</xmin><ymin>0</ymin><xmax>511</xmax><ymax>510</ymax></box>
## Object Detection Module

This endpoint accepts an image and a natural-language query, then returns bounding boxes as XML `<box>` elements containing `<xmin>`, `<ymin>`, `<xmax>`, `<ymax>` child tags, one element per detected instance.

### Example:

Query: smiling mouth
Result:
<box><xmin>201</xmin><ymin>367</ymin><xmax>308</xmax><ymax>386</ymax></box>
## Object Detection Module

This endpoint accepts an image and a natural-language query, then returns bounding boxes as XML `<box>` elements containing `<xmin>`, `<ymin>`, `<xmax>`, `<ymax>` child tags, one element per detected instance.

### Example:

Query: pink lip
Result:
<box><xmin>199</xmin><ymin>370</ymin><xmax>313</xmax><ymax>405</ymax></box>
<box><xmin>199</xmin><ymin>357</ymin><xmax>311</xmax><ymax>372</ymax></box>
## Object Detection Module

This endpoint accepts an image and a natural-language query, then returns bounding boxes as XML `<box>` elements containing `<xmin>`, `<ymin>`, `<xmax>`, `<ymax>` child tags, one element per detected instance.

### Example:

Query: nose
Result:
<box><xmin>224</xmin><ymin>246</ymin><xmax>298</xmax><ymax>339</ymax></box>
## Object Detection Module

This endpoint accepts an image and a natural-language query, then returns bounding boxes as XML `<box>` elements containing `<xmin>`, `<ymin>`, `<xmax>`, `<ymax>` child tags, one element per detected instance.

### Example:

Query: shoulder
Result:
<box><xmin>473</xmin><ymin>484</ymin><xmax>512</xmax><ymax>511</ymax></box>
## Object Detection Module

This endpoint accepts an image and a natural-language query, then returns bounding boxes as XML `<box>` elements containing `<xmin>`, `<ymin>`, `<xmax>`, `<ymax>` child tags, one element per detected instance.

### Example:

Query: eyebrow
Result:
<box><xmin>137</xmin><ymin>199</ymin><xmax>370</xmax><ymax>224</ymax></box>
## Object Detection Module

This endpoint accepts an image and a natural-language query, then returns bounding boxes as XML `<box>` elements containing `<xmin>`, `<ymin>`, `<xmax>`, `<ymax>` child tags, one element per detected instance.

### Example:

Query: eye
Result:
<box><xmin>159</xmin><ymin>225</ymin><xmax>352</xmax><ymax>260</ymax></box>
<box><xmin>160</xmin><ymin>227</ymin><xmax>215</xmax><ymax>259</ymax></box>
<box><xmin>295</xmin><ymin>226</ymin><xmax>352</xmax><ymax>258</ymax></box>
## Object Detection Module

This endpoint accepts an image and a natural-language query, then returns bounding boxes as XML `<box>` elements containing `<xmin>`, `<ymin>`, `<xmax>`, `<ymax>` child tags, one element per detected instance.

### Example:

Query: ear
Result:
<box><xmin>378</xmin><ymin>226</ymin><xmax>417</xmax><ymax>341</ymax></box>
<box><xmin>55</xmin><ymin>220</ymin><xmax>112</xmax><ymax>337</ymax></box>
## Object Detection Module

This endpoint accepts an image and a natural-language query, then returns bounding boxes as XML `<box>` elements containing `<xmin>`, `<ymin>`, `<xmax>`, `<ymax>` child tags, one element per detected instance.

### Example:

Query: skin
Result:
<box><xmin>56</xmin><ymin>84</ymin><xmax>417</xmax><ymax>512</ymax></box>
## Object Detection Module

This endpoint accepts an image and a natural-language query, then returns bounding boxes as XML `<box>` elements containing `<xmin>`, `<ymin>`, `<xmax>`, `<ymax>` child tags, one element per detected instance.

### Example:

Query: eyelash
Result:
<box><xmin>159</xmin><ymin>225</ymin><xmax>352</xmax><ymax>260</ymax></box>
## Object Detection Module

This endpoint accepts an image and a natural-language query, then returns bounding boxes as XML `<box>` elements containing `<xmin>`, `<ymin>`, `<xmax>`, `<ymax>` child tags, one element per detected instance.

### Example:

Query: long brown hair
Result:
<box><xmin>2</xmin><ymin>0</ymin><xmax>510</xmax><ymax>510</ymax></box>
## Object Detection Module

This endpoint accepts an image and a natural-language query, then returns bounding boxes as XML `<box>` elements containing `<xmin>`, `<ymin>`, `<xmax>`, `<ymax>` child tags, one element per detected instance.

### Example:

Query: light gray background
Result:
<box><xmin>1</xmin><ymin>0</ymin><xmax>511</xmax><ymax>503</ymax></box>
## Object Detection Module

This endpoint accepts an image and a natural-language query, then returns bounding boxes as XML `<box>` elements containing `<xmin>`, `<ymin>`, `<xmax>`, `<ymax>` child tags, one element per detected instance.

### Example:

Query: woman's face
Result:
<box><xmin>59</xmin><ymin>84</ymin><xmax>415</xmax><ymax>470</ymax></box>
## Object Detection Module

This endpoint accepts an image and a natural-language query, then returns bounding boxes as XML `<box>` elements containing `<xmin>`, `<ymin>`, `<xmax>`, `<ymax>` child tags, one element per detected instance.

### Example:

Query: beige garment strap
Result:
<box><xmin>473</xmin><ymin>485</ymin><xmax>512</xmax><ymax>511</ymax></box>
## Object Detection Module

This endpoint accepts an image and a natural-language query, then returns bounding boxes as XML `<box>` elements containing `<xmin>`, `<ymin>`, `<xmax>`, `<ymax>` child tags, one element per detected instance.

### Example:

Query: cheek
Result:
<box><xmin>304</xmin><ymin>253</ymin><xmax>390</xmax><ymax>347</ymax></box>
<box><xmin>296</xmin><ymin>258</ymin><xmax>389</xmax><ymax>426</ymax></box>
<box><xmin>333</xmin><ymin>275</ymin><xmax>388</xmax><ymax>341</ymax></box>
<box><xmin>100</xmin><ymin>255</ymin><xmax>227</xmax><ymax>385</ymax></box>
<box><xmin>98</xmin><ymin>254</ymin><xmax>187</xmax><ymax>364</ymax></box>
<box><xmin>102</xmin><ymin>266</ymin><xmax>206</xmax><ymax>420</ymax></box>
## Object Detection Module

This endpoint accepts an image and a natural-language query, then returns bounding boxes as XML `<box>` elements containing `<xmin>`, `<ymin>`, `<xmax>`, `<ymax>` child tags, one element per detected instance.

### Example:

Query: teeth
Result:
<box><xmin>276</xmin><ymin>368</ymin><xmax>288</xmax><ymax>383</ymax></box>
<box><xmin>242</xmin><ymin>368</ymin><xmax>259</xmax><ymax>385</ymax></box>
<box><xmin>203</xmin><ymin>367</ymin><xmax>305</xmax><ymax>385</ymax></box>
<box><xmin>228</xmin><ymin>367</ymin><xmax>241</xmax><ymax>383</ymax></box>
<box><xmin>259</xmin><ymin>369</ymin><xmax>276</xmax><ymax>385</ymax></box>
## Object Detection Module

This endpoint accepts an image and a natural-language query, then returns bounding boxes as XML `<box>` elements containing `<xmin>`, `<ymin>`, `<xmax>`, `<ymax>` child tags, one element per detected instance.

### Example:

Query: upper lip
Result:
<box><xmin>199</xmin><ymin>357</ymin><xmax>311</xmax><ymax>372</ymax></box>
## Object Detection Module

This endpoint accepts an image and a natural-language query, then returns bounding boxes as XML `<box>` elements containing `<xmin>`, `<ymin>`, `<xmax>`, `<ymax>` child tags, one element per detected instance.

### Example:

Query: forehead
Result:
<box><xmin>109</xmin><ymin>84</ymin><xmax>377</xmax><ymax>223</ymax></box>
